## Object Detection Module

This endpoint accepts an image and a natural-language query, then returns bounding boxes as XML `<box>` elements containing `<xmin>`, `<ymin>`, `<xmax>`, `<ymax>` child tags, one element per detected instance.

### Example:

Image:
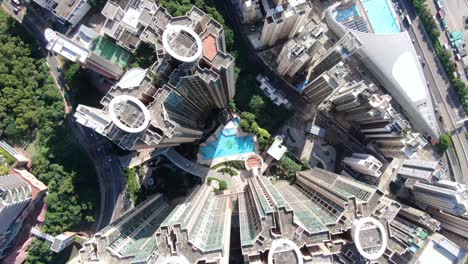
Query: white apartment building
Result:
<box><xmin>343</xmin><ymin>153</ymin><xmax>383</xmax><ymax>177</ymax></box>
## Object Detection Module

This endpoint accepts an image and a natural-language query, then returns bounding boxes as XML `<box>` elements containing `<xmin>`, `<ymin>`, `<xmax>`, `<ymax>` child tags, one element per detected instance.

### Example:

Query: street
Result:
<box><xmin>400</xmin><ymin>0</ymin><xmax>468</xmax><ymax>183</ymax></box>
<box><xmin>71</xmin><ymin>123</ymin><xmax>126</xmax><ymax>228</ymax></box>
<box><xmin>427</xmin><ymin>0</ymin><xmax>468</xmax><ymax>82</ymax></box>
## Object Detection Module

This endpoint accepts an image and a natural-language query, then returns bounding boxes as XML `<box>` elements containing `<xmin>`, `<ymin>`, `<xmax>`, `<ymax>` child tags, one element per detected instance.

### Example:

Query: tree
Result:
<box><xmin>279</xmin><ymin>156</ymin><xmax>302</xmax><ymax>178</ymax></box>
<box><xmin>218</xmin><ymin>180</ymin><xmax>228</xmax><ymax>191</ymax></box>
<box><xmin>25</xmin><ymin>239</ymin><xmax>53</xmax><ymax>264</ymax></box>
<box><xmin>0</xmin><ymin>165</ymin><xmax>9</xmax><ymax>175</ymax></box>
<box><xmin>436</xmin><ymin>133</ymin><xmax>452</xmax><ymax>153</ymax></box>
<box><xmin>249</xmin><ymin>95</ymin><xmax>265</xmax><ymax>115</ymax></box>
<box><xmin>64</xmin><ymin>63</ymin><xmax>80</xmax><ymax>84</ymax></box>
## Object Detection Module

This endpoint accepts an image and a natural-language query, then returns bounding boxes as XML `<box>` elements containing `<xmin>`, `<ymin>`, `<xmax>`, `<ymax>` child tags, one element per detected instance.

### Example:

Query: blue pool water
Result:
<box><xmin>335</xmin><ymin>5</ymin><xmax>360</xmax><ymax>22</ymax></box>
<box><xmin>362</xmin><ymin>0</ymin><xmax>400</xmax><ymax>34</ymax></box>
<box><xmin>201</xmin><ymin>133</ymin><xmax>255</xmax><ymax>160</ymax></box>
<box><xmin>222</xmin><ymin>128</ymin><xmax>237</xmax><ymax>137</ymax></box>
<box><xmin>233</xmin><ymin>117</ymin><xmax>240</xmax><ymax>126</ymax></box>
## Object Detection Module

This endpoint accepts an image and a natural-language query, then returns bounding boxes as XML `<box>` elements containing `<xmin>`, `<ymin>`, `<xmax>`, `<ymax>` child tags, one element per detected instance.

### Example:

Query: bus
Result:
<box><xmin>405</xmin><ymin>15</ymin><xmax>412</xmax><ymax>26</ymax></box>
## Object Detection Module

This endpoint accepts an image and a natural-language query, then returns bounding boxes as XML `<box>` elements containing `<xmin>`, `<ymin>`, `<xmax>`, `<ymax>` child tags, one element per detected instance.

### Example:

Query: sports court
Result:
<box><xmin>91</xmin><ymin>36</ymin><xmax>132</xmax><ymax>69</ymax></box>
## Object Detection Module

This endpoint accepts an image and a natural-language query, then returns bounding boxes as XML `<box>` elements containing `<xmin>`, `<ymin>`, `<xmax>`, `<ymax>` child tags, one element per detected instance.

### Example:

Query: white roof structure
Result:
<box><xmin>416</xmin><ymin>234</ymin><xmax>465</xmax><ymax>264</ymax></box>
<box><xmin>75</xmin><ymin>25</ymin><xmax>99</xmax><ymax>48</ymax></box>
<box><xmin>122</xmin><ymin>7</ymin><xmax>141</xmax><ymax>29</ymax></box>
<box><xmin>326</xmin><ymin>4</ymin><xmax>439</xmax><ymax>139</ymax></box>
<box><xmin>44</xmin><ymin>28</ymin><xmax>90</xmax><ymax>64</ymax></box>
<box><xmin>267</xmin><ymin>136</ymin><xmax>287</xmax><ymax>161</ymax></box>
<box><xmin>116</xmin><ymin>68</ymin><xmax>147</xmax><ymax>89</ymax></box>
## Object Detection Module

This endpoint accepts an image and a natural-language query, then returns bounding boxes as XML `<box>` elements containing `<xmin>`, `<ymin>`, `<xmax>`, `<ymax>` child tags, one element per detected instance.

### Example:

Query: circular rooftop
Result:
<box><xmin>245</xmin><ymin>154</ymin><xmax>263</xmax><ymax>171</ymax></box>
<box><xmin>44</xmin><ymin>28</ymin><xmax>57</xmax><ymax>43</ymax></box>
<box><xmin>108</xmin><ymin>95</ymin><xmax>151</xmax><ymax>133</ymax></box>
<box><xmin>162</xmin><ymin>25</ymin><xmax>203</xmax><ymax>63</ymax></box>
<box><xmin>267</xmin><ymin>239</ymin><xmax>303</xmax><ymax>264</ymax></box>
<box><xmin>351</xmin><ymin>217</ymin><xmax>387</xmax><ymax>260</ymax></box>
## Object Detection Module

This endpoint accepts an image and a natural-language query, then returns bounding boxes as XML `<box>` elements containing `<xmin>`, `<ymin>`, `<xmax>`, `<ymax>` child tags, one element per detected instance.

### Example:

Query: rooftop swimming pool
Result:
<box><xmin>335</xmin><ymin>5</ymin><xmax>360</xmax><ymax>22</ymax></box>
<box><xmin>201</xmin><ymin>131</ymin><xmax>255</xmax><ymax>160</ymax></box>
<box><xmin>362</xmin><ymin>0</ymin><xmax>400</xmax><ymax>34</ymax></box>
<box><xmin>222</xmin><ymin>128</ymin><xmax>237</xmax><ymax>137</ymax></box>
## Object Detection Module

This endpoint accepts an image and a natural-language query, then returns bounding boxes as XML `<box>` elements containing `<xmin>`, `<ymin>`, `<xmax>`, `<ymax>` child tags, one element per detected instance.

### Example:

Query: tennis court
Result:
<box><xmin>91</xmin><ymin>36</ymin><xmax>131</xmax><ymax>69</ymax></box>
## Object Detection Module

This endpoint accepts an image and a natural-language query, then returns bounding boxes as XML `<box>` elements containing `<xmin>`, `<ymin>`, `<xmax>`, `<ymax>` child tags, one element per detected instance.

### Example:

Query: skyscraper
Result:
<box><xmin>0</xmin><ymin>175</ymin><xmax>32</xmax><ymax>258</ymax></box>
<box><xmin>408</xmin><ymin>180</ymin><xmax>468</xmax><ymax>216</ymax></box>
<box><xmin>302</xmin><ymin>61</ymin><xmax>348</xmax><ymax>104</ymax></box>
<box><xmin>238</xmin><ymin>169</ymin><xmax>386</xmax><ymax>262</ymax></box>
<box><xmin>75</xmin><ymin>6</ymin><xmax>235</xmax><ymax>150</ymax></box>
<box><xmin>80</xmin><ymin>184</ymin><xmax>232</xmax><ymax>263</ymax></box>
<box><xmin>259</xmin><ymin>0</ymin><xmax>313</xmax><ymax>47</ymax></box>
<box><xmin>231</xmin><ymin>0</ymin><xmax>262</xmax><ymax>24</ymax></box>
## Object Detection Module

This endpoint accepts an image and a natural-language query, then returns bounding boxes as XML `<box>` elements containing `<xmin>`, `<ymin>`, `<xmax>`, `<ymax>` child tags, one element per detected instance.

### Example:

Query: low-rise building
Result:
<box><xmin>343</xmin><ymin>153</ymin><xmax>383</xmax><ymax>177</ymax></box>
<box><xmin>31</xmin><ymin>0</ymin><xmax>90</xmax><ymax>31</ymax></box>
<box><xmin>256</xmin><ymin>74</ymin><xmax>290</xmax><ymax>108</ymax></box>
<box><xmin>44</xmin><ymin>29</ymin><xmax>124</xmax><ymax>80</ymax></box>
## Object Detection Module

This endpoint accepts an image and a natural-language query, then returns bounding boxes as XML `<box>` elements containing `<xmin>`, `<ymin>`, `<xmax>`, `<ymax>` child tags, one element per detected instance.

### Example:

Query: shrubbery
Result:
<box><xmin>207</xmin><ymin>176</ymin><xmax>228</xmax><ymax>191</ymax></box>
<box><xmin>436</xmin><ymin>133</ymin><xmax>452</xmax><ymax>153</ymax></box>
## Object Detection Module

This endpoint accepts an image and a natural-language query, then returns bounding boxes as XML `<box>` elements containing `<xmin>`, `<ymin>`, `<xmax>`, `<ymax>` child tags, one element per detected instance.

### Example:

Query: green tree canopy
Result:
<box><xmin>218</xmin><ymin>180</ymin><xmax>228</xmax><ymax>191</ymax></box>
<box><xmin>249</xmin><ymin>95</ymin><xmax>265</xmax><ymax>115</ymax></box>
<box><xmin>279</xmin><ymin>156</ymin><xmax>302</xmax><ymax>178</ymax></box>
<box><xmin>436</xmin><ymin>133</ymin><xmax>452</xmax><ymax>153</ymax></box>
<box><xmin>0</xmin><ymin>165</ymin><xmax>9</xmax><ymax>175</ymax></box>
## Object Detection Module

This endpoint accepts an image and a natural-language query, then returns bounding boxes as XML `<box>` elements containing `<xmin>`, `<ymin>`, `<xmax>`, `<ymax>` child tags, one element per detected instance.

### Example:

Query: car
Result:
<box><xmin>442</xmin><ymin>43</ymin><xmax>449</xmax><ymax>49</ymax></box>
<box><xmin>455</xmin><ymin>53</ymin><xmax>461</xmax><ymax>61</ymax></box>
<box><xmin>13</xmin><ymin>6</ymin><xmax>19</xmax><ymax>14</ymax></box>
<box><xmin>11</xmin><ymin>0</ymin><xmax>20</xmax><ymax>5</ymax></box>
<box><xmin>439</xmin><ymin>116</ymin><xmax>443</xmax><ymax>122</ymax></box>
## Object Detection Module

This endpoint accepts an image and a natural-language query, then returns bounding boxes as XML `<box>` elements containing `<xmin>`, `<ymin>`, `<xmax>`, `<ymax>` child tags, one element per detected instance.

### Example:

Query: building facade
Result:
<box><xmin>231</xmin><ymin>0</ymin><xmax>262</xmax><ymax>24</ymax></box>
<box><xmin>326</xmin><ymin>3</ymin><xmax>440</xmax><ymax>139</ymax></box>
<box><xmin>0</xmin><ymin>175</ymin><xmax>32</xmax><ymax>258</ymax></box>
<box><xmin>343</xmin><ymin>153</ymin><xmax>383</xmax><ymax>177</ymax></box>
<box><xmin>32</xmin><ymin>0</ymin><xmax>90</xmax><ymax>30</ymax></box>
<box><xmin>259</xmin><ymin>0</ymin><xmax>313</xmax><ymax>47</ymax></box>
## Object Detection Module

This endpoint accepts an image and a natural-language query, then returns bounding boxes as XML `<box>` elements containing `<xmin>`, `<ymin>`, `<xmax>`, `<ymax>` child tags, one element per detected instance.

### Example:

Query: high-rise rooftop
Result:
<box><xmin>80</xmin><ymin>184</ymin><xmax>231</xmax><ymax>263</ymax></box>
<box><xmin>238</xmin><ymin>169</ymin><xmax>384</xmax><ymax>262</ymax></box>
<box><xmin>75</xmin><ymin>5</ymin><xmax>235</xmax><ymax>151</ymax></box>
